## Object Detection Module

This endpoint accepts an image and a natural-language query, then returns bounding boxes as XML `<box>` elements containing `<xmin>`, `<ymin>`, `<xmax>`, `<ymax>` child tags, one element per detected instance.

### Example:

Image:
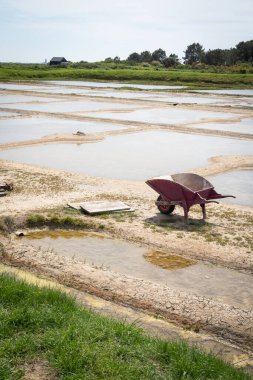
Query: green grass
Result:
<box><xmin>0</xmin><ymin>274</ymin><xmax>251</xmax><ymax>380</ymax></box>
<box><xmin>26</xmin><ymin>213</ymin><xmax>105</xmax><ymax>230</ymax></box>
<box><xmin>0</xmin><ymin>64</ymin><xmax>253</xmax><ymax>88</ymax></box>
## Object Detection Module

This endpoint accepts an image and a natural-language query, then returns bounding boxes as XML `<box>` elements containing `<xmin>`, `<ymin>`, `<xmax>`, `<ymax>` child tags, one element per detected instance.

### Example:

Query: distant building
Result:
<box><xmin>49</xmin><ymin>57</ymin><xmax>68</xmax><ymax>65</ymax></box>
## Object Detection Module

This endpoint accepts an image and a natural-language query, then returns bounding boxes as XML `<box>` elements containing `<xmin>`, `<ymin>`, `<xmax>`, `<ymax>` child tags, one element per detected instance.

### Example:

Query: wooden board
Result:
<box><xmin>80</xmin><ymin>201</ymin><xmax>131</xmax><ymax>215</ymax></box>
<box><xmin>67</xmin><ymin>203</ymin><xmax>82</xmax><ymax>211</ymax></box>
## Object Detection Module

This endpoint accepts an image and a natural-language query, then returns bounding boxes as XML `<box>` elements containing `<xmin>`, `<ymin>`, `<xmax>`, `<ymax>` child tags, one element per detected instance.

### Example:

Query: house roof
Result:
<box><xmin>50</xmin><ymin>57</ymin><xmax>67</xmax><ymax>62</ymax></box>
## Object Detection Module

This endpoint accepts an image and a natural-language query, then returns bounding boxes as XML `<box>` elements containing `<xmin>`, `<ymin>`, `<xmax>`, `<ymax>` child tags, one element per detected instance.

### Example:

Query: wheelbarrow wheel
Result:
<box><xmin>157</xmin><ymin>195</ymin><xmax>175</xmax><ymax>215</ymax></box>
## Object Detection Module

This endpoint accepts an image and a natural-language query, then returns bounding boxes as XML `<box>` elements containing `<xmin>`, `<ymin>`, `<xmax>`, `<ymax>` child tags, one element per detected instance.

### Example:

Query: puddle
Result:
<box><xmin>144</xmin><ymin>250</ymin><xmax>194</xmax><ymax>269</ymax></box>
<box><xmin>18</xmin><ymin>230</ymin><xmax>253</xmax><ymax>309</ymax></box>
<box><xmin>84</xmin><ymin>107</ymin><xmax>234</xmax><ymax>124</ymax></box>
<box><xmin>0</xmin><ymin>131</ymin><xmax>252</xmax><ymax>182</ymax></box>
<box><xmin>0</xmin><ymin>117</ymin><xmax>127</xmax><ymax>144</ymax></box>
<box><xmin>2</xmin><ymin>100</ymin><xmax>138</xmax><ymax>113</ymax></box>
<box><xmin>208</xmin><ymin>170</ymin><xmax>253</xmax><ymax>207</ymax></box>
<box><xmin>190</xmin><ymin>118</ymin><xmax>253</xmax><ymax>134</ymax></box>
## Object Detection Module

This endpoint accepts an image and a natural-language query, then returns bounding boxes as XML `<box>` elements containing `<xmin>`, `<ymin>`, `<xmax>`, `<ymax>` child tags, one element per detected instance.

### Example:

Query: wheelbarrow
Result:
<box><xmin>146</xmin><ymin>173</ymin><xmax>235</xmax><ymax>222</ymax></box>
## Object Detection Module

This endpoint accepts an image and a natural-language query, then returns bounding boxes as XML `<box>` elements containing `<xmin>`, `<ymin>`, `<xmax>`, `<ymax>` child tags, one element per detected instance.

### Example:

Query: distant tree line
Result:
<box><xmin>126</xmin><ymin>48</ymin><xmax>180</xmax><ymax>67</ymax></box>
<box><xmin>184</xmin><ymin>40</ymin><xmax>253</xmax><ymax>65</ymax></box>
<box><xmin>125</xmin><ymin>40</ymin><xmax>253</xmax><ymax>67</ymax></box>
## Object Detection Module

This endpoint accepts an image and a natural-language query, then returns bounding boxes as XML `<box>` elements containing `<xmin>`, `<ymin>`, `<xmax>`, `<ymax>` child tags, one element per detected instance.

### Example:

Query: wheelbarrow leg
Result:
<box><xmin>182</xmin><ymin>204</ymin><xmax>189</xmax><ymax>223</ymax></box>
<box><xmin>200</xmin><ymin>203</ymin><xmax>206</xmax><ymax>220</ymax></box>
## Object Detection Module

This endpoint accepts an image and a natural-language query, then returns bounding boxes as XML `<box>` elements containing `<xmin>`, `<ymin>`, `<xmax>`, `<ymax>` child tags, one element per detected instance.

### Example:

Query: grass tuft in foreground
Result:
<box><xmin>0</xmin><ymin>273</ymin><xmax>251</xmax><ymax>380</ymax></box>
<box><xmin>26</xmin><ymin>213</ymin><xmax>105</xmax><ymax>231</ymax></box>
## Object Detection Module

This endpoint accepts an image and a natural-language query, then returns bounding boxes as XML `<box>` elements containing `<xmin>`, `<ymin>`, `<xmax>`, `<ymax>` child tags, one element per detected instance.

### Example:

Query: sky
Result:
<box><xmin>0</xmin><ymin>0</ymin><xmax>252</xmax><ymax>63</ymax></box>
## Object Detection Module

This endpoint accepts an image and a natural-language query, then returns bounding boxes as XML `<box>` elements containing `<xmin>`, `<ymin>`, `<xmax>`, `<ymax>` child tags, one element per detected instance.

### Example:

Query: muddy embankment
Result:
<box><xmin>1</xmin><ymin>236</ymin><xmax>252</xmax><ymax>352</ymax></box>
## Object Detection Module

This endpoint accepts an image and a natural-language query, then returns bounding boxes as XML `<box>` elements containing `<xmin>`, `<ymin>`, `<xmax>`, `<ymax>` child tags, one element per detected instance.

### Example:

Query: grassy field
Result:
<box><xmin>0</xmin><ymin>273</ymin><xmax>251</xmax><ymax>380</ymax></box>
<box><xmin>0</xmin><ymin>64</ymin><xmax>253</xmax><ymax>89</ymax></box>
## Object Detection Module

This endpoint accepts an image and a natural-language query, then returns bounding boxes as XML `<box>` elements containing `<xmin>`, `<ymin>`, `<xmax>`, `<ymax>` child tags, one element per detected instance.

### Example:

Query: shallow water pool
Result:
<box><xmin>2</xmin><ymin>100</ymin><xmax>138</xmax><ymax>113</ymax></box>
<box><xmin>41</xmin><ymin>80</ymin><xmax>186</xmax><ymax>90</ymax></box>
<box><xmin>208</xmin><ymin>170</ymin><xmax>253</xmax><ymax>207</ymax></box>
<box><xmin>0</xmin><ymin>82</ymin><xmax>185</xmax><ymax>93</ymax></box>
<box><xmin>1</xmin><ymin>82</ymin><xmax>251</xmax><ymax>107</ymax></box>
<box><xmin>0</xmin><ymin>117</ymin><xmax>128</xmax><ymax>144</ymax></box>
<box><xmin>19</xmin><ymin>230</ymin><xmax>253</xmax><ymax>309</ymax></box>
<box><xmin>0</xmin><ymin>94</ymin><xmax>61</xmax><ymax>104</ymax></box>
<box><xmin>84</xmin><ymin>107</ymin><xmax>235</xmax><ymax>125</ymax></box>
<box><xmin>64</xmin><ymin>89</ymin><xmax>231</xmax><ymax>104</ymax></box>
<box><xmin>0</xmin><ymin>131</ymin><xmax>252</xmax><ymax>181</ymax></box>
<box><xmin>0</xmin><ymin>84</ymin><xmax>57</xmax><ymax>92</ymax></box>
<box><xmin>190</xmin><ymin>118</ymin><xmax>253</xmax><ymax>134</ymax></box>
<box><xmin>197</xmin><ymin>89</ymin><xmax>253</xmax><ymax>96</ymax></box>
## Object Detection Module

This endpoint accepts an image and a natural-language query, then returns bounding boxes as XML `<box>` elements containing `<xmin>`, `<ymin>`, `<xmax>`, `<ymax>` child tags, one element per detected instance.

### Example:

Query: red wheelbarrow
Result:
<box><xmin>146</xmin><ymin>173</ymin><xmax>235</xmax><ymax>222</ymax></box>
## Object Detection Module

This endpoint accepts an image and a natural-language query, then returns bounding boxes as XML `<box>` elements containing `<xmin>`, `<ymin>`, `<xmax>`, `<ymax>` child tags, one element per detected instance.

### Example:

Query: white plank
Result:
<box><xmin>80</xmin><ymin>201</ymin><xmax>131</xmax><ymax>214</ymax></box>
<box><xmin>67</xmin><ymin>203</ymin><xmax>82</xmax><ymax>210</ymax></box>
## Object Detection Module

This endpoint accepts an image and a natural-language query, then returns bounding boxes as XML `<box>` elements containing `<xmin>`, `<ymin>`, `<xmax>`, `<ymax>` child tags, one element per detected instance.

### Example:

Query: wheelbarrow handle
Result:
<box><xmin>196</xmin><ymin>193</ymin><xmax>207</xmax><ymax>202</ymax></box>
